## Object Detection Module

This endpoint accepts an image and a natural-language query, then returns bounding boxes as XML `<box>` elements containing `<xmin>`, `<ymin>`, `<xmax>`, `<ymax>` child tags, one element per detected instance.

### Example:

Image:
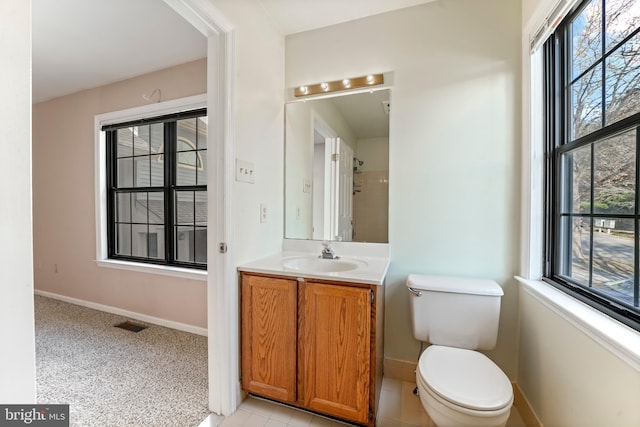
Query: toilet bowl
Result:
<box><xmin>416</xmin><ymin>345</ymin><xmax>513</xmax><ymax>427</ymax></box>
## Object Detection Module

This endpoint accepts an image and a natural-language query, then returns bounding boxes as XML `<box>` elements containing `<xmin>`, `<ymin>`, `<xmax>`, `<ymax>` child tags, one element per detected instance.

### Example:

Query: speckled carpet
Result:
<box><xmin>34</xmin><ymin>295</ymin><xmax>210</xmax><ymax>427</ymax></box>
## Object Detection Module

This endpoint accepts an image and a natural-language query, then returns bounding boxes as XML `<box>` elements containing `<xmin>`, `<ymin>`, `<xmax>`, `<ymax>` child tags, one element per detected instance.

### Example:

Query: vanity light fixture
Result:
<box><xmin>294</xmin><ymin>73</ymin><xmax>384</xmax><ymax>97</ymax></box>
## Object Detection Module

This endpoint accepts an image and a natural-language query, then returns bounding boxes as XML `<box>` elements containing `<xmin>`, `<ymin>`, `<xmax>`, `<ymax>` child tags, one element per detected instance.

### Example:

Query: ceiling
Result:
<box><xmin>258</xmin><ymin>0</ymin><xmax>434</xmax><ymax>35</ymax></box>
<box><xmin>32</xmin><ymin>0</ymin><xmax>434</xmax><ymax>103</ymax></box>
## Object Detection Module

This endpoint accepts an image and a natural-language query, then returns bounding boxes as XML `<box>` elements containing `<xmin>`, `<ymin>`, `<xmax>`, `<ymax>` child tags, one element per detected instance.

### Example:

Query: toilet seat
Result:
<box><xmin>417</xmin><ymin>345</ymin><xmax>513</xmax><ymax>412</ymax></box>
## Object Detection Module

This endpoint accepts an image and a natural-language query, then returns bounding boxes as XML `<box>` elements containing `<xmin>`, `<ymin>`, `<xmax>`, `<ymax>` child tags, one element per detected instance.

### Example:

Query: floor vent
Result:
<box><xmin>114</xmin><ymin>321</ymin><xmax>147</xmax><ymax>333</ymax></box>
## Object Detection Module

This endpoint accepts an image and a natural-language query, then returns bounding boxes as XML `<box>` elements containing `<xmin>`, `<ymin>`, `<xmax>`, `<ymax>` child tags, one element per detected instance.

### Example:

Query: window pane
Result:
<box><xmin>571</xmin><ymin>0</ymin><xmax>603</xmax><ymax>79</ymax></box>
<box><xmin>147</xmin><ymin>191</ymin><xmax>164</xmax><ymax>224</ymax></box>
<box><xmin>117</xmin><ymin>128</ymin><xmax>133</xmax><ymax>158</ymax></box>
<box><xmin>132</xmin><ymin>224</ymin><xmax>148</xmax><ymax>258</ymax></box>
<box><xmin>194</xmin><ymin>227</ymin><xmax>207</xmax><ymax>264</ymax></box>
<box><xmin>561</xmin><ymin>145</ymin><xmax>592</xmax><ymax>214</ymax></box>
<box><xmin>178</xmin><ymin>151</ymin><xmax>197</xmax><ymax>166</ymax></box>
<box><xmin>176</xmin><ymin>151</ymin><xmax>198</xmax><ymax>186</ymax></box>
<box><xmin>150</xmin><ymin>123</ymin><xmax>164</xmax><ymax>154</ymax></box>
<box><xmin>132</xmin><ymin>192</ymin><xmax>148</xmax><ymax>223</ymax></box>
<box><xmin>117</xmin><ymin>157</ymin><xmax>133</xmax><ymax>188</ymax></box>
<box><xmin>134</xmin><ymin>156</ymin><xmax>151</xmax><ymax>187</ymax></box>
<box><xmin>133</xmin><ymin>125</ymin><xmax>150</xmax><ymax>156</ymax></box>
<box><xmin>197</xmin><ymin>150</ymin><xmax>207</xmax><ymax>185</ymax></box>
<box><xmin>571</xmin><ymin>64</ymin><xmax>603</xmax><ymax>139</ymax></box>
<box><xmin>605</xmin><ymin>0</ymin><xmax>640</xmax><ymax>52</ymax></box>
<box><xmin>195</xmin><ymin>191</ymin><xmax>207</xmax><ymax>226</ymax></box>
<box><xmin>605</xmin><ymin>33</ymin><xmax>640</xmax><ymax>125</ymax></box>
<box><xmin>592</xmin><ymin>217</ymin><xmax>634</xmax><ymax>306</ymax></box>
<box><xmin>175</xmin><ymin>226</ymin><xmax>195</xmax><ymax>263</ymax></box>
<box><xmin>197</xmin><ymin>116</ymin><xmax>208</xmax><ymax>150</ymax></box>
<box><xmin>593</xmin><ymin>129</ymin><xmax>636</xmax><ymax>214</ymax></box>
<box><xmin>175</xmin><ymin>191</ymin><xmax>194</xmax><ymax>225</ymax></box>
<box><xmin>177</xmin><ymin>118</ymin><xmax>197</xmax><ymax>151</ymax></box>
<box><xmin>116</xmin><ymin>224</ymin><xmax>132</xmax><ymax>256</ymax></box>
<box><xmin>559</xmin><ymin>216</ymin><xmax>591</xmax><ymax>283</ymax></box>
<box><xmin>150</xmin><ymin>154</ymin><xmax>164</xmax><ymax>187</ymax></box>
<box><xmin>116</xmin><ymin>193</ymin><xmax>131</xmax><ymax>223</ymax></box>
<box><xmin>148</xmin><ymin>225</ymin><xmax>165</xmax><ymax>259</ymax></box>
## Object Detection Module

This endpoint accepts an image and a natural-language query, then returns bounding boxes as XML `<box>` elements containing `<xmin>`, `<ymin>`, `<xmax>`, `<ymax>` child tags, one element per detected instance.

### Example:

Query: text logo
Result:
<box><xmin>0</xmin><ymin>405</ymin><xmax>69</xmax><ymax>426</ymax></box>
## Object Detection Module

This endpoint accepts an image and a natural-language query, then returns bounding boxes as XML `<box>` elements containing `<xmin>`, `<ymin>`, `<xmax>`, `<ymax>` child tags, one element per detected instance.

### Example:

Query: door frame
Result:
<box><xmin>312</xmin><ymin>112</ymin><xmax>337</xmax><ymax>241</ymax></box>
<box><xmin>163</xmin><ymin>0</ymin><xmax>238</xmax><ymax>415</ymax></box>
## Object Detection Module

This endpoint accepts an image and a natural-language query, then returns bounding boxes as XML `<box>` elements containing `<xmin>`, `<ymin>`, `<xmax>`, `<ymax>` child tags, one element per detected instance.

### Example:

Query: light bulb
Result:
<box><xmin>342</xmin><ymin>79</ymin><xmax>351</xmax><ymax>88</ymax></box>
<box><xmin>299</xmin><ymin>85</ymin><xmax>308</xmax><ymax>94</ymax></box>
<box><xmin>366</xmin><ymin>75</ymin><xmax>375</xmax><ymax>84</ymax></box>
<box><xmin>320</xmin><ymin>82</ymin><xmax>329</xmax><ymax>91</ymax></box>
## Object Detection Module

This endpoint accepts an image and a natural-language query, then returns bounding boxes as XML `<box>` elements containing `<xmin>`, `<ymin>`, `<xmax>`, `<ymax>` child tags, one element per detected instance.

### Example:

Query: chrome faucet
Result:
<box><xmin>321</xmin><ymin>241</ymin><xmax>338</xmax><ymax>259</ymax></box>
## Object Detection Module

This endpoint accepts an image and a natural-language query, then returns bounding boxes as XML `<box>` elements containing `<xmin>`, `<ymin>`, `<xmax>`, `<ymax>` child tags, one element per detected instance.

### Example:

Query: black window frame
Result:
<box><xmin>543</xmin><ymin>0</ymin><xmax>640</xmax><ymax>331</ymax></box>
<box><xmin>104</xmin><ymin>108</ymin><xmax>208</xmax><ymax>270</ymax></box>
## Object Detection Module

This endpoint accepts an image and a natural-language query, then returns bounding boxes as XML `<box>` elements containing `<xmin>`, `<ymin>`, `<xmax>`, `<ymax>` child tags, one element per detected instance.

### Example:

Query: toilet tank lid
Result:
<box><xmin>406</xmin><ymin>274</ymin><xmax>503</xmax><ymax>296</ymax></box>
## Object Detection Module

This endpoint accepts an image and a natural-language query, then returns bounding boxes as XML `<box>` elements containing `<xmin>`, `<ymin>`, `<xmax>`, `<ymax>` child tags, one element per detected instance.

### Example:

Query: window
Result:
<box><xmin>104</xmin><ymin>109</ymin><xmax>208</xmax><ymax>269</ymax></box>
<box><xmin>544</xmin><ymin>0</ymin><xmax>640</xmax><ymax>329</ymax></box>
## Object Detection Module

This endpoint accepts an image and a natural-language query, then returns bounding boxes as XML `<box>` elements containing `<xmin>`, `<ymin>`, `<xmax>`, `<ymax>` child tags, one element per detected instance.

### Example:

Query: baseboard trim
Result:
<box><xmin>383</xmin><ymin>357</ymin><xmax>417</xmax><ymax>382</ymax></box>
<box><xmin>34</xmin><ymin>289</ymin><xmax>208</xmax><ymax>337</ymax></box>
<box><xmin>512</xmin><ymin>382</ymin><xmax>543</xmax><ymax>427</ymax></box>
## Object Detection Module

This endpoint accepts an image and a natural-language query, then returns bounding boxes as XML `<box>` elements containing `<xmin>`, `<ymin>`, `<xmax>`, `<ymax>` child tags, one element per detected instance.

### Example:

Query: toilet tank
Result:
<box><xmin>406</xmin><ymin>274</ymin><xmax>503</xmax><ymax>351</ymax></box>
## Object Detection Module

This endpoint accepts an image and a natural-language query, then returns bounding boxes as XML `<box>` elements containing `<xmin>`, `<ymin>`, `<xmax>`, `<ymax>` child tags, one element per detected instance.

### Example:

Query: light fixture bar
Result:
<box><xmin>295</xmin><ymin>73</ymin><xmax>384</xmax><ymax>98</ymax></box>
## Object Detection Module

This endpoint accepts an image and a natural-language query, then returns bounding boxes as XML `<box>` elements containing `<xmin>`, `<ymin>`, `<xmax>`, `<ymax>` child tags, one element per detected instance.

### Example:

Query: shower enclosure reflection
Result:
<box><xmin>285</xmin><ymin>89</ymin><xmax>389</xmax><ymax>243</ymax></box>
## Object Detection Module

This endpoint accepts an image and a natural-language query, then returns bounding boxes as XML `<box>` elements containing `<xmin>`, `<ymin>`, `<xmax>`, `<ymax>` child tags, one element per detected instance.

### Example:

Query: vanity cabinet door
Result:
<box><xmin>299</xmin><ymin>282</ymin><xmax>372</xmax><ymax>424</ymax></box>
<box><xmin>241</xmin><ymin>274</ymin><xmax>298</xmax><ymax>403</ymax></box>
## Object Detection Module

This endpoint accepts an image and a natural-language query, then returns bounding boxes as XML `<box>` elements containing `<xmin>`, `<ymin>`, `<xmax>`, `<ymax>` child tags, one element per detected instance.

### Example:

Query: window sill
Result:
<box><xmin>96</xmin><ymin>259</ymin><xmax>207</xmax><ymax>281</ymax></box>
<box><xmin>516</xmin><ymin>276</ymin><xmax>640</xmax><ymax>372</ymax></box>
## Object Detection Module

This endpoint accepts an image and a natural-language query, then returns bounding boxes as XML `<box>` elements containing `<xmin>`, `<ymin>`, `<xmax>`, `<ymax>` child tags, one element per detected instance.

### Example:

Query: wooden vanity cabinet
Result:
<box><xmin>241</xmin><ymin>274</ymin><xmax>298</xmax><ymax>403</ymax></box>
<box><xmin>241</xmin><ymin>272</ymin><xmax>384</xmax><ymax>426</ymax></box>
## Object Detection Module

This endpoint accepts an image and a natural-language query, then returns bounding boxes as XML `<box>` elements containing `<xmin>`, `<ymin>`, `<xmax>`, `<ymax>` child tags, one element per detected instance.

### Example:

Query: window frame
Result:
<box><xmin>104</xmin><ymin>108</ymin><xmax>208</xmax><ymax>270</ymax></box>
<box><xmin>94</xmin><ymin>94</ymin><xmax>208</xmax><ymax>280</ymax></box>
<box><xmin>544</xmin><ymin>0</ymin><xmax>640</xmax><ymax>331</ymax></box>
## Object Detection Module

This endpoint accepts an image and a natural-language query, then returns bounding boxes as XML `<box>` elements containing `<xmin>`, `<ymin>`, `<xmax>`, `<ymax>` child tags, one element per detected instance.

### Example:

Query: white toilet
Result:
<box><xmin>406</xmin><ymin>274</ymin><xmax>513</xmax><ymax>427</ymax></box>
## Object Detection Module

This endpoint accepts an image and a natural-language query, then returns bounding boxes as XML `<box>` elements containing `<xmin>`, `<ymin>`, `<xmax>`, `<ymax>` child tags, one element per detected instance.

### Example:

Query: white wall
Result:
<box><xmin>518</xmin><ymin>1</ymin><xmax>640</xmax><ymax>426</ymax></box>
<box><xmin>0</xmin><ymin>0</ymin><xmax>36</xmax><ymax>402</ymax></box>
<box><xmin>211</xmin><ymin>0</ymin><xmax>285</xmax><ymax>265</ymax></box>
<box><xmin>286</xmin><ymin>0</ymin><xmax>522</xmax><ymax>378</ymax></box>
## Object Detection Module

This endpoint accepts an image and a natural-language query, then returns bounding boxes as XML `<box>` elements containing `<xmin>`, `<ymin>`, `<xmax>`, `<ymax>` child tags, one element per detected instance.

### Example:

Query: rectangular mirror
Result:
<box><xmin>285</xmin><ymin>89</ymin><xmax>390</xmax><ymax>242</ymax></box>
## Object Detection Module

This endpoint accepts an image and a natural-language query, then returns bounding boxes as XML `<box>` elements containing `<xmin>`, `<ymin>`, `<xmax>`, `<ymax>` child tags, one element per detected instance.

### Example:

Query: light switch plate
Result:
<box><xmin>236</xmin><ymin>159</ymin><xmax>255</xmax><ymax>183</ymax></box>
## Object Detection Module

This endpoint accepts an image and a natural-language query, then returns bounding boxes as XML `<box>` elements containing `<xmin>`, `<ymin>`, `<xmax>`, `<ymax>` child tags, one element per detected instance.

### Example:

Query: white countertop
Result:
<box><xmin>238</xmin><ymin>251</ymin><xmax>390</xmax><ymax>286</ymax></box>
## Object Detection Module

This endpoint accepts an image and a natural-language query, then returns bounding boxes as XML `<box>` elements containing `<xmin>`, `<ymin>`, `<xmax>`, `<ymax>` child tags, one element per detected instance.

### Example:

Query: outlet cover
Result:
<box><xmin>260</xmin><ymin>203</ymin><xmax>268</xmax><ymax>223</ymax></box>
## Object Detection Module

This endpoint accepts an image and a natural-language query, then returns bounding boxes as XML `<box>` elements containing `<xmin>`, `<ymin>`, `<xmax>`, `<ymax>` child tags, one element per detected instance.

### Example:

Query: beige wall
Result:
<box><xmin>286</xmin><ymin>0</ymin><xmax>522</xmax><ymax>378</ymax></box>
<box><xmin>0</xmin><ymin>0</ymin><xmax>36</xmax><ymax>402</ymax></box>
<box><xmin>32</xmin><ymin>59</ymin><xmax>209</xmax><ymax>329</ymax></box>
<box><xmin>518</xmin><ymin>1</ymin><xmax>640</xmax><ymax>426</ymax></box>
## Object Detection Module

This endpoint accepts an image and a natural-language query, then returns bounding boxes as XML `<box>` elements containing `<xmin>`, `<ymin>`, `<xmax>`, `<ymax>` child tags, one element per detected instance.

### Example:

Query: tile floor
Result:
<box><xmin>200</xmin><ymin>378</ymin><xmax>527</xmax><ymax>427</ymax></box>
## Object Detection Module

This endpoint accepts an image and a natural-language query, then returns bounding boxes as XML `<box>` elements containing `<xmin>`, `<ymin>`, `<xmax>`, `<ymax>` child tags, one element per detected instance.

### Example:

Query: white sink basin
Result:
<box><xmin>282</xmin><ymin>256</ymin><xmax>367</xmax><ymax>273</ymax></box>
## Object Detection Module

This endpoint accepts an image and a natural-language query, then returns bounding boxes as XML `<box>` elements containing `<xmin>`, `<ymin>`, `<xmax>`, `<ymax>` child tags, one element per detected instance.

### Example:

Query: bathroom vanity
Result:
<box><xmin>238</xmin><ymin>250</ymin><xmax>389</xmax><ymax>426</ymax></box>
